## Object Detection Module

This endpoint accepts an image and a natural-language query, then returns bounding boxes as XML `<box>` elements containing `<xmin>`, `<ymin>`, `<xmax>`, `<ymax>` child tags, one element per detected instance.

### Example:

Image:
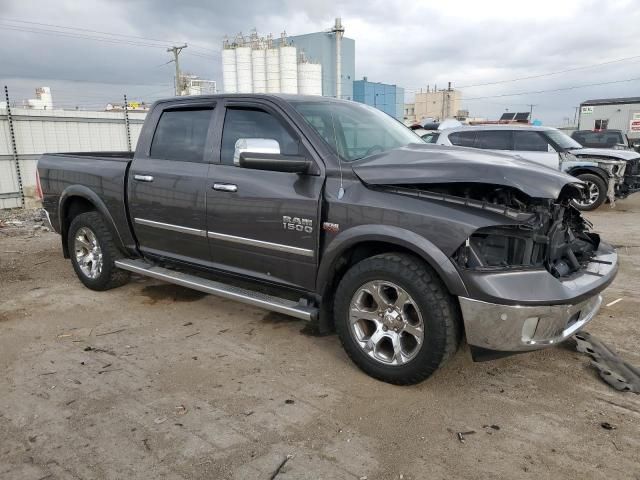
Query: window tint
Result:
<box><xmin>448</xmin><ymin>131</ymin><xmax>476</xmax><ymax>147</ymax></box>
<box><xmin>150</xmin><ymin>108</ymin><xmax>213</xmax><ymax>162</ymax></box>
<box><xmin>514</xmin><ymin>131</ymin><xmax>550</xmax><ymax>152</ymax></box>
<box><xmin>221</xmin><ymin>108</ymin><xmax>300</xmax><ymax>165</ymax></box>
<box><xmin>475</xmin><ymin>130</ymin><xmax>512</xmax><ymax>150</ymax></box>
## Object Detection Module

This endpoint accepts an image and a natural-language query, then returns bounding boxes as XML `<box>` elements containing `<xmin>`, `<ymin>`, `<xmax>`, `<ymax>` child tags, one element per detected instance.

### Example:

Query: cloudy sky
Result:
<box><xmin>1</xmin><ymin>0</ymin><xmax>639</xmax><ymax>124</ymax></box>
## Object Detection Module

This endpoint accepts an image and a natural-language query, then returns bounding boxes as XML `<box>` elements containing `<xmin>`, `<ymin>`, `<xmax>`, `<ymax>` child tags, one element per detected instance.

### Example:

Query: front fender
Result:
<box><xmin>317</xmin><ymin>224</ymin><xmax>468</xmax><ymax>297</ymax></box>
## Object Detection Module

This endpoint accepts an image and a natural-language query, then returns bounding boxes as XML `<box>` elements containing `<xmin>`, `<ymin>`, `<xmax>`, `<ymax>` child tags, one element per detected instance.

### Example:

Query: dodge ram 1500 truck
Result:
<box><xmin>38</xmin><ymin>95</ymin><xmax>618</xmax><ymax>385</ymax></box>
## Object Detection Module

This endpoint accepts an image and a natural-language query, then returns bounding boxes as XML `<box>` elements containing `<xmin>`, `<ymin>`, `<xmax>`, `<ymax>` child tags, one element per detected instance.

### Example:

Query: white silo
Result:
<box><xmin>298</xmin><ymin>62</ymin><xmax>322</xmax><ymax>96</ymax></box>
<box><xmin>222</xmin><ymin>41</ymin><xmax>237</xmax><ymax>93</ymax></box>
<box><xmin>235</xmin><ymin>38</ymin><xmax>253</xmax><ymax>93</ymax></box>
<box><xmin>279</xmin><ymin>34</ymin><xmax>298</xmax><ymax>94</ymax></box>
<box><xmin>265</xmin><ymin>34</ymin><xmax>280</xmax><ymax>93</ymax></box>
<box><xmin>251</xmin><ymin>44</ymin><xmax>267</xmax><ymax>93</ymax></box>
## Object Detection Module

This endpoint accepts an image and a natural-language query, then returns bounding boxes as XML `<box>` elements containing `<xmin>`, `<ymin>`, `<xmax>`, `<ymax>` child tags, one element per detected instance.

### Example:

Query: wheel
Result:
<box><xmin>67</xmin><ymin>211</ymin><xmax>130</xmax><ymax>291</ymax></box>
<box><xmin>571</xmin><ymin>173</ymin><xmax>607</xmax><ymax>211</ymax></box>
<box><xmin>334</xmin><ymin>253</ymin><xmax>461</xmax><ymax>385</ymax></box>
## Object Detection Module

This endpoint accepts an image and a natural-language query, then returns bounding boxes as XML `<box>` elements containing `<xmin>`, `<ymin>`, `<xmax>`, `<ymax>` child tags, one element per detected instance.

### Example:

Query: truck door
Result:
<box><xmin>205</xmin><ymin>101</ymin><xmax>324</xmax><ymax>291</ymax></box>
<box><xmin>128</xmin><ymin>101</ymin><xmax>216</xmax><ymax>263</ymax></box>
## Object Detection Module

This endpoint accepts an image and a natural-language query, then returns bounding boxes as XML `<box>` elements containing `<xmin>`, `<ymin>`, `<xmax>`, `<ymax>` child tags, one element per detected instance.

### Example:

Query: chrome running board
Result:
<box><xmin>115</xmin><ymin>258</ymin><xmax>317</xmax><ymax>321</ymax></box>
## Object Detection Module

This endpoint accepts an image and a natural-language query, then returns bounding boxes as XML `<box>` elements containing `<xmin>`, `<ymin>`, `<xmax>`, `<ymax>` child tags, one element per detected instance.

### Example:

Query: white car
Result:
<box><xmin>437</xmin><ymin>125</ymin><xmax>639</xmax><ymax>210</ymax></box>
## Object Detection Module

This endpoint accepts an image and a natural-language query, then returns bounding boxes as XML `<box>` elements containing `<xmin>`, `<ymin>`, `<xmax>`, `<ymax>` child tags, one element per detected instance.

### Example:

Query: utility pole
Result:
<box><xmin>573</xmin><ymin>106</ymin><xmax>579</xmax><ymax>127</ymax></box>
<box><xmin>528</xmin><ymin>104</ymin><xmax>537</xmax><ymax>121</ymax></box>
<box><xmin>167</xmin><ymin>44</ymin><xmax>188</xmax><ymax>96</ymax></box>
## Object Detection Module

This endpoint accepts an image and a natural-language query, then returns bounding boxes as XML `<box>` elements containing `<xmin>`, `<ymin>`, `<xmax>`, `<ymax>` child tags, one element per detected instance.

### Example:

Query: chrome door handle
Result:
<box><xmin>212</xmin><ymin>183</ymin><xmax>238</xmax><ymax>192</ymax></box>
<box><xmin>134</xmin><ymin>174</ymin><xmax>154</xmax><ymax>182</ymax></box>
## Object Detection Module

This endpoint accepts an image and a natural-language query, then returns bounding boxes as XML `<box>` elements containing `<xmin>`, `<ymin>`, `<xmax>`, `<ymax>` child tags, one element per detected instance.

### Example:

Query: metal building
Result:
<box><xmin>578</xmin><ymin>97</ymin><xmax>640</xmax><ymax>140</ymax></box>
<box><xmin>353</xmin><ymin>77</ymin><xmax>405</xmax><ymax>120</ymax></box>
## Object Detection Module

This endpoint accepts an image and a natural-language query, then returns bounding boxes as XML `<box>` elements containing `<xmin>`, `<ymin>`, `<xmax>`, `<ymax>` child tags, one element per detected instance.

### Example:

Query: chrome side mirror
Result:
<box><xmin>233</xmin><ymin>138</ymin><xmax>280</xmax><ymax>166</ymax></box>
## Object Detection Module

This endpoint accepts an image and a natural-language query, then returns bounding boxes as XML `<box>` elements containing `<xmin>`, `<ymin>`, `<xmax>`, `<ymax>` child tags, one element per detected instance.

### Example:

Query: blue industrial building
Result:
<box><xmin>275</xmin><ymin>31</ymin><xmax>355</xmax><ymax>100</ymax></box>
<box><xmin>353</xmin><ymin>77</ymin><xmax>405</xmax><ymax>120</ymax></box>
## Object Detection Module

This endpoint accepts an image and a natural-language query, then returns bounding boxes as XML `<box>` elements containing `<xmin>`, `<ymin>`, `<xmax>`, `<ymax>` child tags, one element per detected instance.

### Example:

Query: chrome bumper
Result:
<box><xmin>459</xmin><ymin>294</ymin><xmax>602</xmax><ymax>352</ymax></box>
<box><xmin>42</xmin><ymin>208</ymin><xmax>55</xmax><ymax>231</ymax></box>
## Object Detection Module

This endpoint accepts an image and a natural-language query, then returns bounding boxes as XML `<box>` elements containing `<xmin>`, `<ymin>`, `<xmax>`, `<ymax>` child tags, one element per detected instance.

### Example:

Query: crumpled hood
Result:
<box><xmin>352</xmin><ymin>143</ymin><xmax>579</xmax><ymax>199</ymax></box>
<box><xmin>569</xmin><ymin>147</ymin><xmax>640</xmax><ymax>161</ymax></box>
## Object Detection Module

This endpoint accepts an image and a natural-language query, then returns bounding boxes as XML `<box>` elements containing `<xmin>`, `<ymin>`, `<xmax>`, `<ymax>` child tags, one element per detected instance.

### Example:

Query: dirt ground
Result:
<box><xmin>1</xmin><ymin>198</ymin><xmax>639</xmax><ymax>480</ymax></box>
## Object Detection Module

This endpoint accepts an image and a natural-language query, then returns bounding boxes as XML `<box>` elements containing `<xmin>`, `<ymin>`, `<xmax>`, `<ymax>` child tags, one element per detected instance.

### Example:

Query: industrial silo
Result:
<box><xmin>265</xmin><ymin>35</ymin><xmax>280</xmax><ymax>93</ymax></box>
<box><xmin>297</xmin><ymin>61</ymin><xmax>322</xmax><ymax>96</ymax></box>
<box><xmin>235</xmin><ymin>39</ymin><xmax>253</xmax><ymax>93</ymax></box>
<box><xmin>222</xmin><ymin>41</ymin><xmax>237</xmax><ymax>93</ymax></box>
<box><xmin>279</xmin><ymin>39</ymin><xmax>298</xmax><ymax>94</ymax></box>
<box><xmin>251</xmin><ymin>43</ymin><xmax>267</xmax><ymax>93</ymax></box>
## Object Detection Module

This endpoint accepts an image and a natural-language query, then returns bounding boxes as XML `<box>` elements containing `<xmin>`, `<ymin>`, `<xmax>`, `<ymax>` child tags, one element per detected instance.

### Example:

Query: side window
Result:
<box><xmin>514</xmin><ymin>131</ymin><xmax>551</xmax><ymax>152</ymax></box>
<box><xmin>475</xmin><ymin>130</ymin><xmax>512</xmax><ymax>150</ymax></box>
<box><xmin>448</xmin><ymin>131</ymin><xmax>476</xmax><ymax>147</ymax></box>
<box><xmin>221</xmin><ymin>107</ymin><xmax>301</xmax><ymax>165</ymax></box>
<box><xmin>150</xmin><ymin>108</ymin><xmax>213</xmax><ymax>162</ymax></box>
<box><xmin>594</xmin><ymin>119</ymin><xmax>609</xmax><ymax>130</ymax></box>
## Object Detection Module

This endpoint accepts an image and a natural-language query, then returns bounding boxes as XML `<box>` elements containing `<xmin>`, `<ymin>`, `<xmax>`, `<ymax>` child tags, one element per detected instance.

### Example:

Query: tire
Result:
<box><xmin>67</xmin><ymin>211</ymin><xmax>130</xmax><ymax>291</ymax></box>
<box><xmin>572</xmin><ymin>173</ymin><xmax>607</xmax><ymax>211</ymax></box>
<box><xmin>334</xmin><ymin>253</ymin><xmax>461</xmax><ymax>385</ymax></box>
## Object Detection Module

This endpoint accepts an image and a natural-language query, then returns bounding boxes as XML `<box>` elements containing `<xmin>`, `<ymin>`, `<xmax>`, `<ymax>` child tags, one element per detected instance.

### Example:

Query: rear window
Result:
<box><xmin>150</xmin><ymin>108</ymin><xmax>213</xmax><ymax>162</ymax></box>
<box><xmin>474</xmin><ymin>130</ymin><xmax>512</xmax><ymax>150</ymax></box>
<box><xmin>513</xmin><ymin>131</ymin><xmax>551</xmax><ymax>152</ymax></box>
<box><xmin>448</xmin><ymin>131</ymin><xmax>476</xmax><ymax>147</ymax></box>
<box><xmin>571</xmin><ymin>130</ymin><xmax>624</xmax><ymax>148</ymax></box>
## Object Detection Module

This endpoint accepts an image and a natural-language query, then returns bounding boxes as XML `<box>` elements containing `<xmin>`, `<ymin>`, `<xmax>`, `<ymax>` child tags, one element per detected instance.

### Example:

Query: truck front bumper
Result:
<box><xmin>458</xmin><ymin>242</ymin><xmax>617</xmax><ymax>355</ymax></box>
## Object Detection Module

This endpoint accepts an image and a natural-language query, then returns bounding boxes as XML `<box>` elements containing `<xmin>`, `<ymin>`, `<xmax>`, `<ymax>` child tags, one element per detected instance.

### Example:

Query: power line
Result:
<box><xmin>462</xmin><ymin>77</ymin><xmax>640</xmax><ymax>101</ymax></box>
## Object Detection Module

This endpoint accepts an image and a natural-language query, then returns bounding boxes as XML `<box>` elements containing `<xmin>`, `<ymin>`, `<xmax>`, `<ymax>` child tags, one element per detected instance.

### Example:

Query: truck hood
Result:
<box><xmin>569</xmin><ymin>147</ymin><xmax>640</xmax><ymax>161</ymax></box>
<box><xmin>352</xmin><ymin>144</ymin><xmax>579</xmax><ymax>200</ymax></box>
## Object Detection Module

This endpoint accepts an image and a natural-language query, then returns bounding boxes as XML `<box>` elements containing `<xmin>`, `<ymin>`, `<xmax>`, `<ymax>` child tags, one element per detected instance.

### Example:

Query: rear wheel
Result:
<box><xmin>67</xmin><ymin>211</ymin><xmax>130</xmax><ymax>291</ymax></box>
<box><xmin>572</xmin><ymin>173</ymin><xmax>607</xmax><ymax>211</ymax></box>
<box><xmin>334</xmin><ymin>253</ymin><xmax>461</xmax><ymax>385</ymax></box>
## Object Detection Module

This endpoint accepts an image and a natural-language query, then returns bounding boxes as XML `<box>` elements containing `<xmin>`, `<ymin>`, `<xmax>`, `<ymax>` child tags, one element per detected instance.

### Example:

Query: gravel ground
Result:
<box><xmin>0</xmin><ymin>198</ymin><xmax>639</xmax><ymax>480</ymax></box>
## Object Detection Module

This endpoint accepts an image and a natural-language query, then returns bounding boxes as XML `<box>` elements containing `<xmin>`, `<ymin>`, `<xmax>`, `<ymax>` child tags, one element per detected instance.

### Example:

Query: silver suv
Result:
<box><xmin>437</xmin><ymin>125</ymin><xmax>639</xmax><ymax>210</ymax></box>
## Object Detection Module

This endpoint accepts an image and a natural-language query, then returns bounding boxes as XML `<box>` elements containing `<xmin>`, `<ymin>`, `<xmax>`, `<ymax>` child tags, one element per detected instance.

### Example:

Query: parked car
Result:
<box><xmin>38</xmin><ymin>95</ymin><xmax>617</xmax><ymax>385</ymax></box>
<box><xmin>571</xmin><ymin>129</ymin><xmax>630</xmax><ymax>150</ymax></box>
<box><xmin>437</xmin><ymin>125</ymin><xmax>640</xmax><ymax>210</ymax></box>
<box><xmin>412</xmin><ymin>128</ymin><xmax>440</xmax><ymax>143</ymax></box>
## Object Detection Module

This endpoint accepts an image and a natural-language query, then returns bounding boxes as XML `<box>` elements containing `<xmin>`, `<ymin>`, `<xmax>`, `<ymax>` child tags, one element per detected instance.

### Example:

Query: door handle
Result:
<box><xmin>212</xmin><ymin>183</ymin><xmax>238</xmax><ymax>192</ymax></box>
<box><xmin>134</xmin><ymin>174</ymin><xmax>154</xmax><ymax>182</ymax></box>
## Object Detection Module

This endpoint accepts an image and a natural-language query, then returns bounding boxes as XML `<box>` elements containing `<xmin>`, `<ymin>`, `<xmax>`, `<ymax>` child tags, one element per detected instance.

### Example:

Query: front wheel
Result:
<box><xmin>571</xmin><ymin>173</ymin><xmax>608</xmax><ymax>211</ymax></box>
<box><xmin>334</xmin><ymin>253</ymin><xmax>461</xmax><ymax>385</ymax></box>
<box><xmin>67</xmin><ymin>211</ymin><xmax>130</xmax><ymax>291</ymax></box>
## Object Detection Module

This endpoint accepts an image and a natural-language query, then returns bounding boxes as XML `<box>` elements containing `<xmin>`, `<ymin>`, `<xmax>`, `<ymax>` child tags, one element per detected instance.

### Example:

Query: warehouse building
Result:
<box><xmin>353</xmin><ymin>77</ymin><xmax>404</xmax><ymax>120</ymax></box>
<box><xmin>578</xmin><ymin>97</ymin><xmax>640</xmax><ymax>140</ymax></box>
<box><xmin>411</xmin><ymin>86</ymin><xmax>462</xmax><ymax>122</ymax></box>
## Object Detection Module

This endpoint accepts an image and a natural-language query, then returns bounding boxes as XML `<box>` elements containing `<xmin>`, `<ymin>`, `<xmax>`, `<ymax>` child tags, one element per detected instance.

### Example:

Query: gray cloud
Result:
<box><xmin>1</xmin><ymin>0</ymin><xmax>639</xmax><ymax>123</ymax></box>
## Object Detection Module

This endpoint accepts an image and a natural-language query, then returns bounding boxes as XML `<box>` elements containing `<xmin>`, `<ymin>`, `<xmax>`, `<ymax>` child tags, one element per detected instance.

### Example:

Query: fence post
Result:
<box><xmin>123</xmin><ymin>94</ymin><xmax>132</xmax><ymax>152</ymax></box>
<box><xmin>4</xmin><ymin>85</ymin><xmax>24</xmax><ymax>208</ymax></box>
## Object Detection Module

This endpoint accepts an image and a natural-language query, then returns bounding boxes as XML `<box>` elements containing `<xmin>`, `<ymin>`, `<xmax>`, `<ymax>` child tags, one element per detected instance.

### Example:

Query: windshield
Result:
<box><xmin>292</xmin><ymin>100</ymin><xmax>422</xmax><ymax>162</ymax></box>
<box><xmin>571</xmin><ymin>130</ymin><xmax>624</xmax><ymax>148</ymax></box>
<box><xmin>544</xmin><ymin>129</ymin><xmax>584</xmax><ymax>150</ymax></box>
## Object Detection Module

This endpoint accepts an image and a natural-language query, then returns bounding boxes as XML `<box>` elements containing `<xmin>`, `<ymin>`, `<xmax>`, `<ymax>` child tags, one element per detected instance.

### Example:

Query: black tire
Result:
<box><xmin>572</xmin><ymin>173</ymin><xmax>607</xmax><ymax>211</ymax></box>
<box><xmin>67</xmin><ymin>211</ymin><xmax>130</xmax><ymax>291</ymax></box>
<box><xmin>334</xmin><ymin>253</ymin><xmax>461</xmax><ymax>385</ymax></box>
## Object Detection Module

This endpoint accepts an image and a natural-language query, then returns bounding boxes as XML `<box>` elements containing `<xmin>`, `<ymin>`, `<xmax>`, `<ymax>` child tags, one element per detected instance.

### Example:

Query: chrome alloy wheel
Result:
<box><xmin>575</xmin><ymin>181</ymin><xmax>600</xmax><ymax>207</ymax></box>
<box><xmin>349</xmin><ymin>281</ymin><xmax>425</xmax><ymax>365</ymax></box>
<box><xmin>74</xmin><ymin>227</ymin><xmax>103</xmax><ymax>279</ymax></box>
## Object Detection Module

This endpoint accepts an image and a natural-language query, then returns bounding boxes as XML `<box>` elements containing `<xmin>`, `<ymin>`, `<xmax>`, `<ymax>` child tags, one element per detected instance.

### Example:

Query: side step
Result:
<box><xmin>114</xmin><ymin>258</ymin><xmax>317</xmax><ymax>321</ymax></box>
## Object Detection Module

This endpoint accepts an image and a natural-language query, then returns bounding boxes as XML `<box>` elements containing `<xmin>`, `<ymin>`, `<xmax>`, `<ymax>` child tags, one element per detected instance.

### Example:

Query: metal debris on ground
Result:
<box><xmin>574</xmin><ymin>332</ymin><xmax>640</xmax><ymax>394</ymax></box>
<box><xmin>606</xmin><ymin>297</ymin><xmax>624</xmax><ymax>307</ymax></box>
<box><xmin>456</xmin><ymin>430</ymin><xmax>476</xmax><ymax>443</ymax></box>
<box><xmin>600</xmin><ymin>422</ymin><xmax>616</xmax><ymax>430</ymax></box>
<box><xmin>269</xmin><ymin>454</ymin><xmax>293</xmax><ymax>480</ymax></box>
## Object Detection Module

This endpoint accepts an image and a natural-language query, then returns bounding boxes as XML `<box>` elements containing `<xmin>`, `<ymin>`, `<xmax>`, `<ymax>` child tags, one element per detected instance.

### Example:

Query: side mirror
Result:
<box><xmin>233</xmin><ymin>138</ymin><xmax>280</xmax><ymax>166</ymax></box>
<box><xmin>238</xmin><ymin>152</ymin><xmax>312</xmax><ymax>174</ymax></box>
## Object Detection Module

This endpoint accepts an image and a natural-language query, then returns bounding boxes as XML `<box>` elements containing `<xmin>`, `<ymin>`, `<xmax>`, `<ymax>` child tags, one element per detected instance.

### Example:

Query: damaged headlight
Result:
<box><xmin>455</xmin><ymin>226</ymin><xmax>546</xmax><ymax>270</ymax></box>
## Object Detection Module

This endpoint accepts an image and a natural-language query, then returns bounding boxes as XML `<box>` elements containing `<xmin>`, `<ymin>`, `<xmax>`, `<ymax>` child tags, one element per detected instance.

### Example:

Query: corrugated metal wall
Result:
<box><xmin>0</xmin><ymin>108</ymin><xmax>146</xmax><ymax>209</ymax></box>
<box><xmin>578</xmin><ymin>102</ymin><xmax>640</xmax><ymax>139</ymax></box>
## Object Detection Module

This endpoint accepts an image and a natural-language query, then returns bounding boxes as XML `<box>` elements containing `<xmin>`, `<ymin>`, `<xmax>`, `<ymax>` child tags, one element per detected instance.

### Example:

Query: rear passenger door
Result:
<box><xmin>128</xmin><ymin>102</ymin><xmax>216</xmax><ymax>263</ymax></box>
<box><xmin>205</xmin><ymin>101</ymin><xmax>324</xmax><ymax>291</ymax></box>
<box><xmin>473</xmin><ymin>130</ymin><xmax>513</xmax><ymax>151</ymax></box>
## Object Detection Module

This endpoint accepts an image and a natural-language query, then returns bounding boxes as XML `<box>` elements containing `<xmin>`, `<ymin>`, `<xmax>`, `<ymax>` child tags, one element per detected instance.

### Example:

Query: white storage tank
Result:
<box><xmin>266</xmin><ymin>47</ymin><xmax>280</xmax><ymax>93</ymax></box>
<box><xmin>251</xmin><ymin>47</ymin><xmax>267</xmax><ymax>93</ymax></box>
<box><xmin>297</xmin><ymin>62</ymin><xmax>322</xmax><ymax>96</ymax></box>
<box><xmin>222</xmin><ymin>47</ymin><xmax>237</xmax><ymax>93</ymax></box>
<box><xmin>279</xmin><ymin>45</ymin><xmax>298</xmax><ymax>94</ymax></box>
<box><xmin>235</xmin><ymin>46</ymin><xmax>253</xmax><ymax>93</ymax></box>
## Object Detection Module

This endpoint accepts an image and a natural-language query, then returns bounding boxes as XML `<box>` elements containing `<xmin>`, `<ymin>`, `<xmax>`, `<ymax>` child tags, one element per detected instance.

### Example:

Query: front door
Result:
<box><xmin>205</xmin><ymin>102</ymin><xmax>324</xmax><ymax>291</ymax></box>
<box><xmin>128</xmin><ymin>102</ymin><xmax>216</xmax><ymax>263</ymax></box>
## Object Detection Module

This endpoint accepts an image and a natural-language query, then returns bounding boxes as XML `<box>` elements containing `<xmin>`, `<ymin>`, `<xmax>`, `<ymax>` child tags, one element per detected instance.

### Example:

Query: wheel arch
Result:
<box><xmin>566</xmin><ymin>166</ymin><xmax>609</xmax><ymax>184</ymax></box>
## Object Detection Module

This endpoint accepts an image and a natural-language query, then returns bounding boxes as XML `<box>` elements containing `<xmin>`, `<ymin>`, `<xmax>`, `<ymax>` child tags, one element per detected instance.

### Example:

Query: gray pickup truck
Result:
<box><xmin>38</xmin><ymin>94</ymin><xmax>618</xmax><ymax>385</ymax></box>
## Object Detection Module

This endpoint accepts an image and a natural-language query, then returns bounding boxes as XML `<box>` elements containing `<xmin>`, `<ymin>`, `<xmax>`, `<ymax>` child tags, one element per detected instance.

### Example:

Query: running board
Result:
<box><xmin>114</xmin><ymin>259</ymin><xmax>317</xmax><ymax>321</ymax></box>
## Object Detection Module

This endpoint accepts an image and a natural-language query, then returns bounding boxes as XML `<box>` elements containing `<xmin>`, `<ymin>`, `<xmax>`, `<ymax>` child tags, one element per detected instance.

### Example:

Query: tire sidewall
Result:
<box><xmin>67</xmin><ymin>213</ymin><xmax>116</xmax><ymax>290</ymax></box>
<box><xmin>335</xmin><ymin>257</ymin><xmax>451</xmax><ymax>383</ymax></box>
<box><xmin>572</xmin><ymin>174</ymin><xmax>607</xmax><ymax>211</ymax></box>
